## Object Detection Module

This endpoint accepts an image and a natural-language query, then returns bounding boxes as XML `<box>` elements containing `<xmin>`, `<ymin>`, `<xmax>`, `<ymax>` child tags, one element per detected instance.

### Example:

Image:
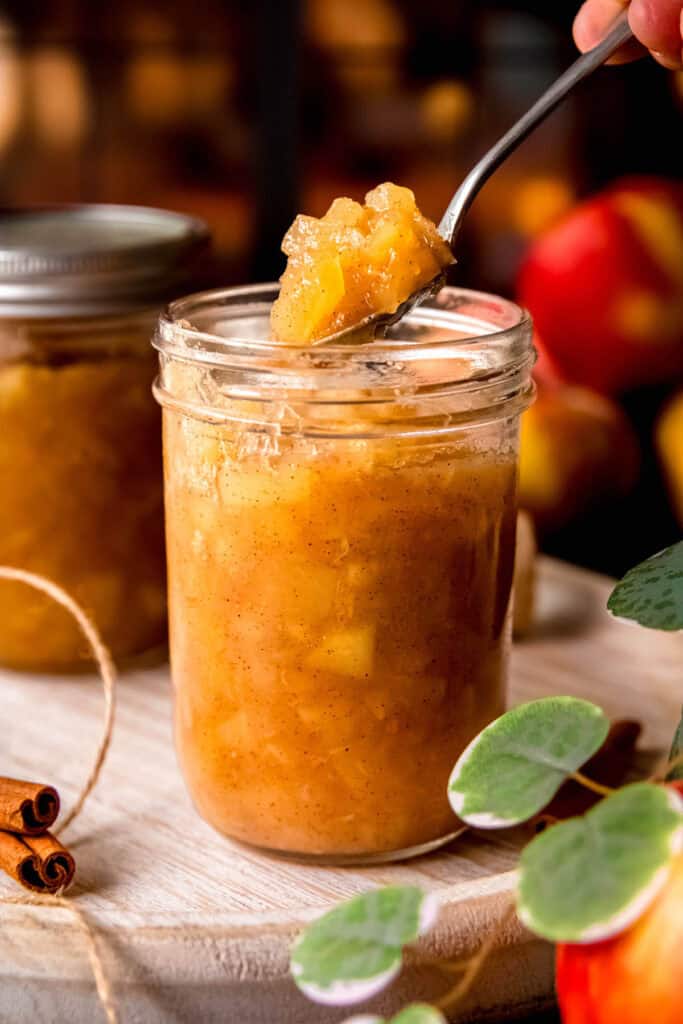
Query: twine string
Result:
<box><xmin>652</xmin><ymin>750</ymin><xmax>683</xmax><ymax>782</ymax></box>
<box><xmin>0</xmin><ymin>567</ymin><xmax>116</xmax><ymax>834</ymax></box>
<box><xmin>0</xmin><ymin>566</ymin><xmax>118</xmax><ymax>1023</ymax></box>
<box><xmin>1</xmin><ymin>894</ymin><xmax>117</xmax><ymax>1024</ymax></box>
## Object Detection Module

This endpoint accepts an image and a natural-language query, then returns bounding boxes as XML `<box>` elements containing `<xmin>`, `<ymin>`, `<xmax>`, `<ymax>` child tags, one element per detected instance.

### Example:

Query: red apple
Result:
<box><xmin>532</xmin><ymin>331</ymin><xmax>567</xmax><ymax>390</ymax></box>
<box><xmin>519</xmin><ymin>385</ymin><xmax>640</xmax><ymax>531</ymax></box>
<box><xmin>556</xmin><ymin>784</ymin><xmax>683</xmax><ymax>1024</ymax></box>
<box><xmin>518</xmin><ymin>177</ymin><xmax>683</xmax><ymax>395</ymax></box>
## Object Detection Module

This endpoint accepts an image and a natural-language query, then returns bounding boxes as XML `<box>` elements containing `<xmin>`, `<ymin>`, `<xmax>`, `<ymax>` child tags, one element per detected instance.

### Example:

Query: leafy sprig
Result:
<box><xmin>290</xmin><ymin>542</ymin><xmax>683</xmax><ymax>1017</ymax></box>
<box><xmin>292</xmin><ymin>696</ymin><xmax>682</xmax><ymax>1008</ymax></box>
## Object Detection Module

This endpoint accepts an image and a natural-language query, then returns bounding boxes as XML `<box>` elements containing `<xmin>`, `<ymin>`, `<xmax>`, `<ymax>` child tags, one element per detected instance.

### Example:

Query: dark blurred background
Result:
<box><xmin>0</xmin><ymin>0</ymin><xmax>682</xmax><ymax>575</ymax></box>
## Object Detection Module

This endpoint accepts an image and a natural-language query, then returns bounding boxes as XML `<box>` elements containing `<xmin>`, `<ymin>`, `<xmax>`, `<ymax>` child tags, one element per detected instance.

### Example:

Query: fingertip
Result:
<box><xmin>573</xmin><ymin>0</ymin><xmax>642</xmax><ymax>62</ymax></box>
<box><xmin>629</xmin><ymin>0</ymin><xmax>683</xmax><ymax>64</ymax></box>
<box><xmin>573</xmin><ymin>2</ymin><xmax>601</xmax><ymax>53</ymax></box>
<box><xmin>651</xmin><ymin>49</ymin><xmax>683</xmax><ymax>70</ymax></box>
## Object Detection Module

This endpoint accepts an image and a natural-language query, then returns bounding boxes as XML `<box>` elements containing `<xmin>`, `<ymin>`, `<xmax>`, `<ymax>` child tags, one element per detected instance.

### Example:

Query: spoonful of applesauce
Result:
<box><xmin>270</xmin><ymin>8</ymin><xmax>632</xmax><ymax>347</ymax></box>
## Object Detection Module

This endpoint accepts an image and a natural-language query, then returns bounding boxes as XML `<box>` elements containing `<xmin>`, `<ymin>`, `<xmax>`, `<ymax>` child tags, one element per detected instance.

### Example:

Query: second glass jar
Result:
<box><xmin>0</xmin><ymin>205</ymin><xmax>209</xmax><ymax>670</ymax></box>
<box><xmin>154</xmin><ymin>284</ymin><xmax>534</xmax><ymax>862</ymax></box>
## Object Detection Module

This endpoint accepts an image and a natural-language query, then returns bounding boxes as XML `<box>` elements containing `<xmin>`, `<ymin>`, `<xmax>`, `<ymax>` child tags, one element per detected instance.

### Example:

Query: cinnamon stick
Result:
<box><xmin>26</xmin><ymin>833</ymin><xmax>76</xmax><ymax>891</ymax></box>
<box><xmin>0</xmin><ymin>830</ymin><xmax>75</xmax><ymax>893</ymax></box>
<box><xmin>0</xmin><ymin>777</ymin><xmax>59</xmax><ymax>835</ymax></box>
<box><xmin>0</xmin><ymin>832</ymin><xmax>46</xmax><ymax>892</ymax></box>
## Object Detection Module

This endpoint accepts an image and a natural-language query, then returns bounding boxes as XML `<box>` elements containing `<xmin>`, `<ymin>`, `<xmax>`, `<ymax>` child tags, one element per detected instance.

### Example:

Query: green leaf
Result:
<box><xmin>518</xmin><ymin>782</ymin><xmax>683</xmax><ymax>942</ymax></box>
<box><xmin>667</xmin><ymin>707</ymin><xmax>683</xmax><ymax>782</ymax></box>
<box><xmin>291</xmin><ymin>886</ymin><xmax>437</xmax><ymax>1006</ymax></box>
<box><xmin>607</xmin><ymin>541</ymin><xmax>683</xmax><ymax>631</ymax></box>
<box><xmin>344</xmin><ymin>1008</ymin><xmax>446</xmax><ymax>1024</ymax></box>
<box><xmin>448</xmin><ymin>697</ymin><xmax>609</xmax><ymax>827</ymax></box>
<box><xmin>390</xmin><ymin>1007</ymin><xmax>447</xmax><ymax>1024</ymax></box>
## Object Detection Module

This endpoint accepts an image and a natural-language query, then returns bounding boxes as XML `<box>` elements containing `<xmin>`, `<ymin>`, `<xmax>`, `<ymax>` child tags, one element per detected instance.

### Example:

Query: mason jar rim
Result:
<box><xmin>153</xmin><ymin>283</ymin><xmax>535</xmax><ymax>436</ymax></box>
<box><xmin>156</xmin><ymin>282</ymin><xmax>532</xmax><ymax>362</ymax></box>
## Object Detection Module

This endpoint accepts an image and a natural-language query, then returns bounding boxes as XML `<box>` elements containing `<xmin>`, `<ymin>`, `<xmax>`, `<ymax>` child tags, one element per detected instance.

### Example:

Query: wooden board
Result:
<box><xmin>0</xmin><ymin>558</ymin><xmax>681</xmax><ymax>1024</ymax></box>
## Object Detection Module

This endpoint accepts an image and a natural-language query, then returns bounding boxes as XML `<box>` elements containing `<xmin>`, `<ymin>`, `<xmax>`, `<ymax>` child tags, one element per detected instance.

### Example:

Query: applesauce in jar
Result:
<box><xmin>0</xmin><ymin>206</ymin><xmax>208</xmax><ymax>670</ymax></box>
<box><xmin>155</xmin><ymin>284</ymin><xmax>534</xmax><ymax>861</ymax></box>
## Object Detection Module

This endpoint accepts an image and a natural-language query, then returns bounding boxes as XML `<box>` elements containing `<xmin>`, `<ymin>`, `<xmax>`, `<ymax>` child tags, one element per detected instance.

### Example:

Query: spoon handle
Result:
<box><xmin>438</xmin><ymin>8</ymin><xmax>633</xmax><ymax>246</ymax></box>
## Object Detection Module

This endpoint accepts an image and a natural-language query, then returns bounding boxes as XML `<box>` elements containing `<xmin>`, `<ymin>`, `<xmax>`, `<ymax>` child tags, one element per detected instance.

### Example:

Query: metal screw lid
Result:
<box><xmin>0</xmin><ymin>204</ymin><xmax>211</xmax><ymax>318</ymax></box>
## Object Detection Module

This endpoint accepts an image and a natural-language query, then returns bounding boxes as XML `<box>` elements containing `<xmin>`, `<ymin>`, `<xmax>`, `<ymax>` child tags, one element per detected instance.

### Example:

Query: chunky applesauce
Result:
<box><xmin>166</xmin><ymin>414</ymin><xmax>516</xmax><ymax>855</ymax></box>
<box><xmin>156</xmin><ymin>275</ymin><xmax>534</xmax><ymax>859</ymax></box>
<box><xmin>271</xmin><ymin>183</ymin><xmax>454</xmax><ymax>343</ymax></box>
<box><xmin>0</xmin><ymin>320</ymin><xmax>166</xmax><ymax>670</ymax></box>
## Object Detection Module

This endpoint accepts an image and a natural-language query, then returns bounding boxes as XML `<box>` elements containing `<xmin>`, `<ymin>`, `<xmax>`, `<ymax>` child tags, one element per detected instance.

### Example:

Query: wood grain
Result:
<box><xmin>0</xmin><ymin>558</ymin><xmax>680</xmax><ymax>1023</ymax></box>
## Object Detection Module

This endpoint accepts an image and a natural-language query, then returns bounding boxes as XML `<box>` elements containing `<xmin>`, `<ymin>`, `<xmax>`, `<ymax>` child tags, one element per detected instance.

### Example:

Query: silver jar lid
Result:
<box><xmin>0</xmin><ymin>204</ymin><xmax>210</xmax><ymax>318</ymax></box>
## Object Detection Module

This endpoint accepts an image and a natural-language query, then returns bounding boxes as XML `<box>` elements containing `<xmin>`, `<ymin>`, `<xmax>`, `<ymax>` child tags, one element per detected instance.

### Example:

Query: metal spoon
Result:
<box><xmin>320</xmin><ymin>8</ymin><xmax>633</xmax><ymax>345</ymax></box>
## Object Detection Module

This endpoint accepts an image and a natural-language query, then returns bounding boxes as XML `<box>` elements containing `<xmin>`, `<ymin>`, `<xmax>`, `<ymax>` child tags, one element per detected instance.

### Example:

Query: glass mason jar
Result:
<box><xmin>154</xmin><ymin>284</ymin><xmax>534</xmax><ymax>863</ymax></box>
<box><xmin>0</xmin><ymin>206</ymin><xmax>209</xmax><ymax>670</ymax></box>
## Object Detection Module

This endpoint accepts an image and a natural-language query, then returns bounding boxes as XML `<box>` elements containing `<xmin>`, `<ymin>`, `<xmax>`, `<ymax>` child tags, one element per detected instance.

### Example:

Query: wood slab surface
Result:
<box><xmin>1</xmin><ymin>557</ymin><xmax>681</xmax><ymax>1024</ymax></box>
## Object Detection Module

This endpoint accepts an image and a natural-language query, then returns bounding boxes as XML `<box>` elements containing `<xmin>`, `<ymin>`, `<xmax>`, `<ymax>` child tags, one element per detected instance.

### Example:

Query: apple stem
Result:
<box><xmin>569</xmin><ymin>771</ymin><xmax>614</xmax><ymax>797</ymax></box>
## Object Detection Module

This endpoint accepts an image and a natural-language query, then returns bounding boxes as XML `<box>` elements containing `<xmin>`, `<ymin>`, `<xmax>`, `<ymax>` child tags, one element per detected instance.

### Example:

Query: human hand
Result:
<box><xmin>574</xmin><ymin>0</ymin><xmax>683</xmax><ymax>69</ymax></box>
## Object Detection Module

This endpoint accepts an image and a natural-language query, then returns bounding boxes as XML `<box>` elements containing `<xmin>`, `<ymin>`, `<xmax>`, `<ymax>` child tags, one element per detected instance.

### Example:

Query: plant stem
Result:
<box><xmin>533</xmin><ymin>812</ymin><xmax>560</xmax><ymax>831</ymax></box>
<box><xmin>652</xmin><ymin>750</ymin><xmax>683</xmax><ymax>782</ymax></box>
<box><xmin>434</xmin><ymin>900</ymin><xmax>516</xmax><ymax>1013</ymax></box>
<box><xmin>569</xmin><ymin>771</ymin><xmax>614</xmax><ymax>797</ymax></box>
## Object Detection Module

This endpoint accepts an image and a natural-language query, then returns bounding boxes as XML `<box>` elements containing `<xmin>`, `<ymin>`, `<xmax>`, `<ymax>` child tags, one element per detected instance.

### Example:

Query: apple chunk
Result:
<box><xmin>306</xmin><ymin>626</ymin><xmax>375</xmax><ymax>679</ymax></box>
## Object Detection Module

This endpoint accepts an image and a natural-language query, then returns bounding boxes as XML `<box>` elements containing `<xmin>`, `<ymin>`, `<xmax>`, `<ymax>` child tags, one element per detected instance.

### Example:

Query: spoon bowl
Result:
<box><xmin>317</xmin><ymin>273</ymin><xmax>446</xmax><ymax>346</ymax></box>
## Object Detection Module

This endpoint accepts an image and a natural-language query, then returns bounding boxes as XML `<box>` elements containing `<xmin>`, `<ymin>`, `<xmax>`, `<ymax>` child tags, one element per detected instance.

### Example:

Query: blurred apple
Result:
<box><xmin>519</xmin><ymin>386</ymin><xmax>640</xmax><ymax>531</ymax></box>
<box><xmin>556</xmin><ymin>784</ymin><xmax>683</xmax><ymax>1024</ymax></box>
<box><xmin>656</xmin><ymin>389</ymin><xmax>683</xmax><ymax>526</ymax></box>
<box><xmin>531</xmin><ymin>331</ymin><xmax>567</xmax><ymax>390</ymax></box>
<box><xmin>518</xmin><ymin>178</ymin><xmax>683</xmax><ymax>395</ymax></box>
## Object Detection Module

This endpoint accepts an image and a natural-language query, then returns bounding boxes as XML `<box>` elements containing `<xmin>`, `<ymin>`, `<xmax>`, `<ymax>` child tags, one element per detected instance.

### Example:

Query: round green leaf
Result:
<box><xmin>448</xmin><ymin>697</ymin><xmax>609</xmax><ymax>827</ymax></box>
<box><xmin>291</xmin><ymin>886</ymin><xmax>438</xmax><ymax>1006</ymax></box>
<box><xmin>518</xmin><ymin>782</ymin><xmax>683</xmax><ymax>942</ymax></box>
<box><xmin>389</xmin><ymin>1006</ymin><xmax>447</xmax><ymax>1024</ymax></box>
<box><xmin>344</xmin><ymin>1009</ymin><xmax>446</xmax><ymax>1024</ymax></box>
<box><xmin>607</xmin><ymin>541</ymin><xmax>683</xmax><ymax>631</ymax></box>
